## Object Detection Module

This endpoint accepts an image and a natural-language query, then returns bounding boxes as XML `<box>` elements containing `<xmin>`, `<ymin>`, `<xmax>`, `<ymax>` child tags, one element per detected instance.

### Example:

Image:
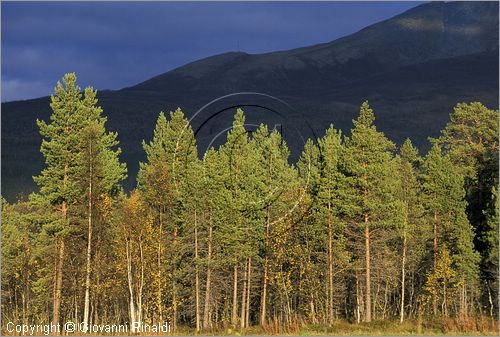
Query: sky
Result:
<box><xmin>1</xmin><ymin>1</ymin><xmax>422</xmax><ymax>102</ymax></box>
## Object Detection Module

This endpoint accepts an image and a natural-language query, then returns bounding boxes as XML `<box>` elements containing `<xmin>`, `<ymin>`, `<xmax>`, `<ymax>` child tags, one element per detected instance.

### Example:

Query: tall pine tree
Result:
<box><xmin>34</xmin><ymin>73</ymin><xmax>88</xmax><ymax>327</ymax></box>
<box><xmin>422</xmin><ymin>144</ymin><xmax>479</xmax><ymax>316</ymax></box>
<box><xmin>341</xmin><ymin>101</ymin><xmax>396</xmax><ymax>322</ymax></box>
<box><xmin>434</xmin><ymin>102</ymin><xmax>499</xmax><ymax>315</ymax></box>
<box><xmin>78</xmin><ymin>86</ymin><xmax>126</xmax><ymax>329</ymax></box>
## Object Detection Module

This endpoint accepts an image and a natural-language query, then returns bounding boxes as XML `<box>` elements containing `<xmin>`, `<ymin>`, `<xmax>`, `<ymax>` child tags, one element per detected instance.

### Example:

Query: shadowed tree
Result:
<box><xmin>433</xmin><ymin>102</ymin><xmax>499</xmax><ymax>315</ymax></box>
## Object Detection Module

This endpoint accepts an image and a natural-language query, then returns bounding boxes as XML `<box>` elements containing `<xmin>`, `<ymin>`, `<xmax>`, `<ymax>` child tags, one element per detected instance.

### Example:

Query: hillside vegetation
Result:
<box><xmin>1</xmin><ymin>73</ymin><xmax>498</xmax><ymax>335</ymax></box>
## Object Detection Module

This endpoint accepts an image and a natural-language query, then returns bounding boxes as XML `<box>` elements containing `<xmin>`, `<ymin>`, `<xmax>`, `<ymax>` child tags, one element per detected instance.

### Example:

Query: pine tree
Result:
<box><xmin>5</xmin><ymin>72</ymin><xmax>499</xmax><ymax>331</ymax></box>
<box><xmin>422</xmin><ymin>144</ymin><xmax>480</xmax><ymax>316</ymax></box>
<box><xmin>434</xmin><ymin>102</ymin><xmax>499</xmax><ymax>314</ymax></box>
<box><xmin>78</xmin><ymin>86</ymin><xmax>126</xmax><ymax>329</ymax></box>
<box><xmin>434</xmin><ymin>102</ymin><xmax>498</xmax><ymax>176</ymax></box>
<box><xmin>296</xmin><ymin>139</ymin><xmax>327</xmax><ymax>322</ymax></box>
<box><xmin>482</xmin><ymin>185</ymin><xmax>498</xmax><ymax>317</ymax></box>
<box><xmin>341</xmin><ymin>101</ymin><xmax>396</xmax><ymax>322</ymax></box>
<box><xmin>218</xmin><ymin>109</ymin><xmax>253</xmax><ymax>328</ymax></box>
<box><xmin>34</xmin><ymin>73</ymin><xmax>88</xmax><ymax>327</ymax></box>
<box><xmin>200</xmin><ymin>147</ymin><xmax>224</xmax><ymax>330</ymax></box>
<box><xmin>138</xmin><ymin>108</ymin><xmax>198</xmax><ymax>330</ymax></box>
<box><xmin>314</xmin><ymin>125</ymin><xmax>349</xmax><ymax>323</ymax></box>
<box><xmin>137</xmin><ymin>111</ymin><xmax>172</xmax><ymax>324</ymax></box>
<box><xmin>250</xmin><ymin>124</ymin><xmax>298</xmax><ymax>327</ymax></box>
<box><xmin>33</xmin><ymin>73</ymin><xmax>126</xmax><ymax>329</ymax></box>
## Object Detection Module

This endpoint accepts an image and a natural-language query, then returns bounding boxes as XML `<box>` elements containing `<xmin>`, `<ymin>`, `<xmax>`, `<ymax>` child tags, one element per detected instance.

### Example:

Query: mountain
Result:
<box><xmin>2</xmin><ymin>1</ymin><xmax>498</xmax><ymax>201</ymax></box>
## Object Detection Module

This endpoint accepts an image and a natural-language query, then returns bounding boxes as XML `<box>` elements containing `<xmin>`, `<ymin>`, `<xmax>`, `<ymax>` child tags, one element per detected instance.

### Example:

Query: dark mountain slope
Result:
<box><xmin>2</xmin><ymin>1</ymin><xmax>498</xmax><ymax>201</ymax></box>
<box><xmin>132</xmin><ymin>0</ymin><xmax>498</xmax><ymax>94</ymax></box>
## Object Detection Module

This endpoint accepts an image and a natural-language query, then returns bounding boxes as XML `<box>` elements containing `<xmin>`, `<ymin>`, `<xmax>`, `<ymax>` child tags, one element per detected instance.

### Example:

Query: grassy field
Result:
<box><xmin>2</xmin><ymin>318</ymin><xmax>498</xmax><ymax>336</ymax></box>
<box><xmin>161</xmin><ymin>317</ymin><xmax>499</xmax><ymax>336</ymax></box>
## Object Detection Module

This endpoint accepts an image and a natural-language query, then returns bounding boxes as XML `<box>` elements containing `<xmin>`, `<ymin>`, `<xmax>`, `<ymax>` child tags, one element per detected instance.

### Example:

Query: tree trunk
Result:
<box><xmin>409</xmin><ymin>270</ymin><xmax>415</xmax><ymax>319</ymax></box>
<box><xmin>487</xmin><ymin>282</ymin><xmax>494</xmax><ymax>317</ymax></box>
<box><xmin>129</xmin><ymin>298</ymin><xmax>136</xmax><ymax>334</ymax></box>
<box><xmin>364</xmin><ymin>215</ymin><xmax>371</xmax><ymax>322</ymax></box>
<box><xmin>355</xmin><ymin>269</ymin><xmax>360</xmax><ymax>324</ymax></box>
<box><xmin>232</xmin><ymin>260</ymin><xmax>238</xmax><ymax>327</ymax></box>
<box><xmin>172</xmin><ymin>227</ymin><xmax>178</xmax><ymax>332</ymax></box>
<box><xmin>442</xmin><ymin>279</ymin><xmax>448</xmax><ymax>317</ymax></box>
<box><xmin>138</xmin><ymin>239</ymin><xmax>145</xmax><ymax>331</ymax></box>
<box><xmin>52</xmin><ymin>241</ymin><xmax>58</xmax><ymax>329</ymax></box>
<box><xmin>459</xmin><ymin>278</ymin><xmax>466</xmax><ymax>317</ymax></box>
<box><xmin>383</xmin><ymin>280</ymin><xmax>389</xmax><ymax>319</ymax></box>
<box><xmin>126</xmin><ymin>240</ymin><xmax>137</xmax><ymax>333</ymax></box>
<box><xmin>83</xmin><ymin>143</ymin><xmax>93</xmax><ymax>330</ymax></box>
<box><xmin>157</xmin><ymin>209</ymin><xmax>163</xmax><ymax>322</ymax></box>
<box><xmin>245</xmin><ymin>258</ymin><xmax>251</xmax><ymax>328</ymax></box>
<box><xmin>260</xmin><ymin>257</ymin><xmax>268</xmax><ymax>327</ymax></box>
<box><xmin>373</xmin><ymin>283</ymin><xmax>380</xmax><ymax>320</ymax></box>
<box><xmin>240</xmin><ymin>260</ymin><xmax>248</xmax><ymax>329</ymax></box>
<box><xmin>52</xmin><ymin>237</ymin><xmax>64</xmax><ymax>335</ymax></box>
<box><xmin>203</xmin><ymin>224</ymin><xmax>213</xmax><ymax>329</ymax></box>
<box><xmin>53</xmin><ymin>164</ymin><xmax>68</xmax><ymax>335</ymax></box>
<box><xmin>433</xmin><ymin>212</ymin><xmax>438</xmax><ymax>267</ymax></box>
<box><xmin>400</xmin><ymin>232</ymin><xmax>407</xmax><ymax>323</ymax></box>
<box><xmin>94</xmin><ymin>250</ymin><xmax>100</xmax><ymax>325</ymax></box>
<box><xmin>21</xmin><ymin>291</ymin><xmax>26</xmax><ymax>325</ymax></box>
<box><xmin>194</xmin><ymin>210</ymin><xmax>201</xmax><ymax>332</ymax></box>
<box><xmin>260</xmin><ymin>206</ymin><xmax>271</xmax><ymax>327</ymax></box>
<box><xmin>327</xmin><ymin>199</ymin><xmax>334</xmax><ymax>324</ymax></box>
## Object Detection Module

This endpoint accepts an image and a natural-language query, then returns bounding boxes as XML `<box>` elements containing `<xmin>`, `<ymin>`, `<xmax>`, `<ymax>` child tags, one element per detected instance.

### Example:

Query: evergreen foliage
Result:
<box><xmin>1</xmin><ymin>75</ymin><xmax>498</xmax><ymax>334</ymax></box>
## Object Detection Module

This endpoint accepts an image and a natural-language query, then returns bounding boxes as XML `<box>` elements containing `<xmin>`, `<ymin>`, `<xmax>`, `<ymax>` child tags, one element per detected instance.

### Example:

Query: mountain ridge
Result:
<box><xmin>2</xmin><ymin>1</ymin><xmax>498</xmax><ymax>201</ymax></box>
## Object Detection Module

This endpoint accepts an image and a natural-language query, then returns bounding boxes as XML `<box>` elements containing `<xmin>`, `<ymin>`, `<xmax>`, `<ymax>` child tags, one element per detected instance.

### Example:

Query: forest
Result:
<box><xmin>1</xmin><ymin>73</ymin><xmax>499</xmax><ymax>335</ymax></box>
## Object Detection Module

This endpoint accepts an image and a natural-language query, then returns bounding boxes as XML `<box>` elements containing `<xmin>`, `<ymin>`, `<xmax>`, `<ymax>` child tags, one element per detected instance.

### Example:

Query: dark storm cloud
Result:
<box><xmin>1</xmin><ymin>1</ymin><xmax>422</xmax><ymax>102</ymax></box>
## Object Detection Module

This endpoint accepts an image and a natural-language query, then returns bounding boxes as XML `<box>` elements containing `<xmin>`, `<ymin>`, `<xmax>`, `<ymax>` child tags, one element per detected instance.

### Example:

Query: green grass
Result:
<box><xmin>3</xmin><ymin>318</ymin><xmax>497</xmax><ymax>336</ymax></box>
<box><xmin>167</xmin><ymin>317</ymin><xmax>499</xmax><ymax>336</ymax></box>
